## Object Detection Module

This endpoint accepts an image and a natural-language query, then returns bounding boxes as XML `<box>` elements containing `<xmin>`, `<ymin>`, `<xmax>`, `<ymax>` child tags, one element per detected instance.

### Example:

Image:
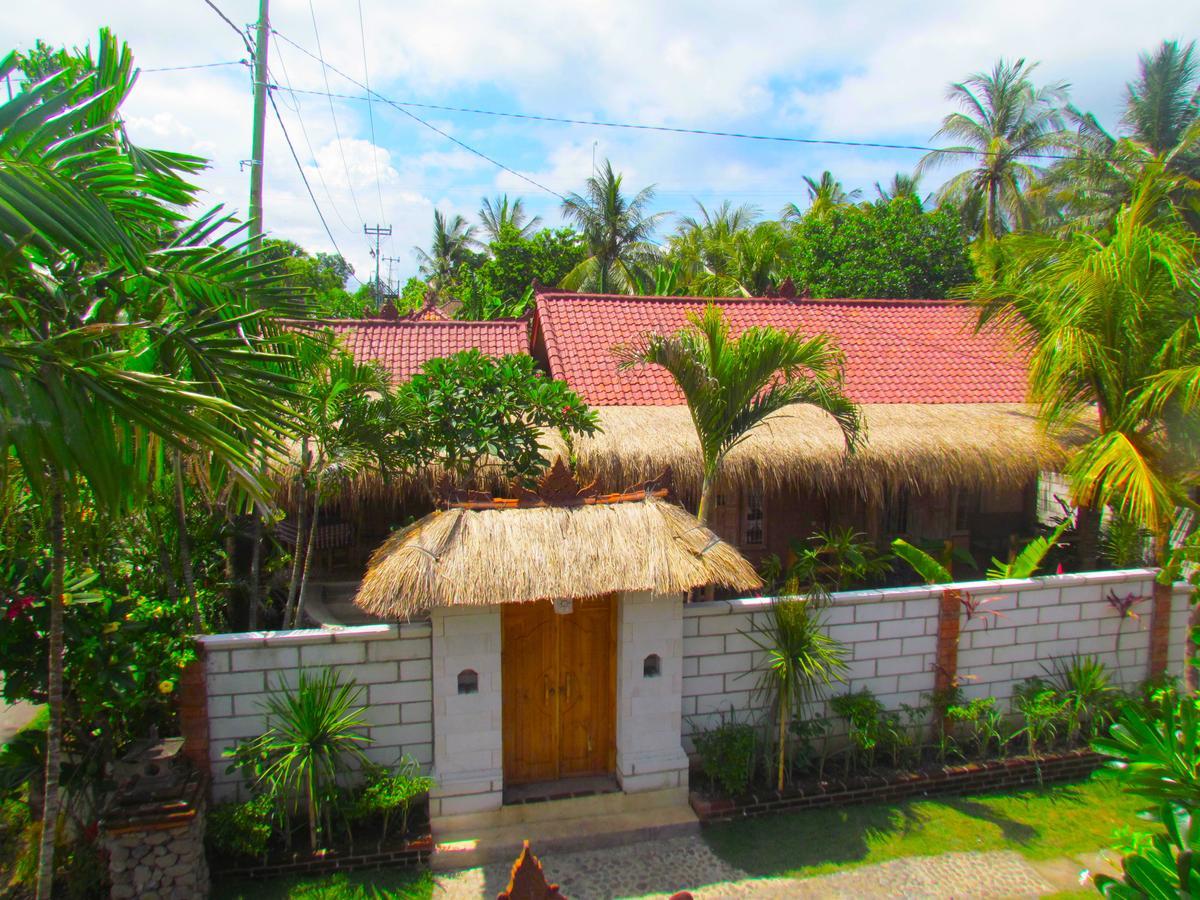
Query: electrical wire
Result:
<box><xmin>142</xmin><ymin>60</ymin><xmax>248</xmax><ymax>73</ymax></box>
<box><xmin>201</xmin><ymin>0</ymin><xmax>254</xmax><ymax>55</ymax></box>
<box><xmin>274</xmin><ymin>44</ymin><xmax>357</xmax><ymax>234</ymax></box>
<box><xmin>272</xmin><ymin>28</ymin><xmax>567</xmax><ymax>200</ymax></box>
<box><xmin>268</xmin><ymin>89</ymin><xmax>362</xmax><ymax>284</ymax></box>
<box><xmin>357</xmin><ymin>0</ymin><xmax>388</xmax><ymax>225</ymax></box>
<box><xmin>307</xmin><ymin>0</ymin><xmax>366</xmax><ymax>225</ymax></box>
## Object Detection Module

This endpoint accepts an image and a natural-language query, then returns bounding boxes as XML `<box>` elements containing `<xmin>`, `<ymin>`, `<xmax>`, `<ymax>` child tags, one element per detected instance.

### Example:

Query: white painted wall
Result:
<box><xmin>682</xmin><ymin>569</ymin><xmax>1191</xmax><ymax>748</ymax></box>
<box><xmin>198</xmin><ymin>623</ymin><xmax>432</xmax><ymax>803</ymax></box>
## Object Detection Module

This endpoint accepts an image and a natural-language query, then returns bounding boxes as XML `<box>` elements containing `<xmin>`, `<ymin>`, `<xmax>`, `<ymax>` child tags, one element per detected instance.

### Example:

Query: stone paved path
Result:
<box><xmin>433</xmin><ymin>834</ymin><xmax>1106</xmax><ymax>899</ymax></box>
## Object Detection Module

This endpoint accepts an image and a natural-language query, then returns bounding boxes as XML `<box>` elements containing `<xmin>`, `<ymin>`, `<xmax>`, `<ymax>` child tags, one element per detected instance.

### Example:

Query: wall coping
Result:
<box><xmin>197</xmin><ymin>621</ymin><xmax>432</xmax><ymax>650</ymax></box>
<box><xmin>686</xmin><ymin>567</ymin><xmax>1165</xmax><ymax>615</ymax></box>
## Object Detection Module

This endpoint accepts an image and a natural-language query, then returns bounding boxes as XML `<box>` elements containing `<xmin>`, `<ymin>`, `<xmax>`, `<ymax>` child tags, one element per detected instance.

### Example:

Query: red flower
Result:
<box><xmin>5</xmin><ymin>596</ymin><xmax>35</xmax><ymax>622</ymax></box>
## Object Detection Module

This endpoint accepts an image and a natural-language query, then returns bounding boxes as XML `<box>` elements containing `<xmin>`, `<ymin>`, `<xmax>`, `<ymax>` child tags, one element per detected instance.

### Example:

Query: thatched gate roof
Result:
<box><xmin>352</xmin><ymin>464</ymin><xmax>761</xmax><ymax>618</ymax></box>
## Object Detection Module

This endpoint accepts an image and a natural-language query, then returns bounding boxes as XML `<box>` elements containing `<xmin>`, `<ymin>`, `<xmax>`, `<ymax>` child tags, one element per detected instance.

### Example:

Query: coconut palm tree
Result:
<box><xmin>560</xmin><ymin>159</ymin><xmax>667</xmax><ymax>293</ymax></box>
<box><xmin>782</xmin><ymin>172</ymin><xmax>862</xmax><ymax>223</ymax></box>
<box><xmin>970</xmin><ymin>171</ymin><xmax>1200</xmax><ymax>569</ymax></box>
<box><xmin>874</xmin><ymin>172</ymin><xmax>931</xmax><ymax>207</ymax></box>
<box><xmin>478</xmin><ymin>194</ymin><xmax>541</xmax><ymax>242</ymax></box>
<box><xmin>616</xmin><ymin>304</ymin><xmax>862</xmax><ymax>525</ymax></box>
<box><xmin>669</xmin><ymin>201</ymin><xmax>761</xmax><ymax>295</ymax></box>
<box><xmin>1125</xmin><ymin>40</ymin><xmax>1200</xmax><ymax>160</ymax></box>
<box><xmin>919</xmin><ymin>59</ymin><xmax>1070</xmax><ymax>239</ymax></box>
<box><xmin>414</xmin><ymin>211</ymin><xmax>480</xmax><ymax>293</ymax></box>
<box><xmin>0</xmin><ymin>35</ymin><xmax>303</xmax><ymax>898</ymax></box>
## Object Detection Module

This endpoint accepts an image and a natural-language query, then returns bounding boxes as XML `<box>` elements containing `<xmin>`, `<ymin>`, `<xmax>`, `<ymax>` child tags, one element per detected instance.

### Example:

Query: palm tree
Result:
<box><xmin>478</xmin><ymin>194</ymin><xmax>541</xmax><ymax>242</ymax></box>
<box><xmin>669</xmin><ymin>201</ymin><xmax>762</xmax><ymax>295</ymax></box>
<box><xmin>0</xmin><ymin>34</ymin><xmax>303</xmax><ymax>898</ymax></box>
<box><xmin>616</xmin><ymin>304</ymin><xmax>862</xmax><ymax>525</ymax></box>
<box><xmin>970</xmin><ymin>172</ymin><xmax>1200</xmax><ymax>569</ymax></box>
<box><xmin>919</xmin><ymin>59</ymin><xmax>1070</xmax><ymax>239</ymax></box>
<box><xmin>1124</xmin><ymin>40</ymin><xmax>1200</xmax><ymax>160</ymax></box>
<box><xmin>414</xmin><ymin>211</ymin><xmax>479</xmax><ymax>293</ymax></box>
<box><xmin>874</xmin><ymin>172</ymin><xmax>931</xmax><ymax>207</ymax></box>
<box><xmin>560</xmin><ymin>159</ymin><xmax>667</xmax><ymax>293</ymax></box>
<box><xmin>782</xmin><ymin>172</ymin><xmax>862</xmax><ymax>222</ymax></box>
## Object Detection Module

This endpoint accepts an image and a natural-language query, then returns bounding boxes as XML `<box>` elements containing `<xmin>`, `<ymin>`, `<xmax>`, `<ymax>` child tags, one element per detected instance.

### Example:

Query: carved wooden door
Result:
<box><xmin>501</xmin><ymin>596</ymin><xmax>616</xmax><ymax>786</ymax></box>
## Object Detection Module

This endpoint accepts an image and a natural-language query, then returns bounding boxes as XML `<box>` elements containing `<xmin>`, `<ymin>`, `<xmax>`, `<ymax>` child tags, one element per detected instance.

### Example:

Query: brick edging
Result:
<box><xmin>212</xmin><ymin>836</ymin><xmax>432</xmax><ymax>880</ymax></box>
<box><xmin>690</xmin><ymin>749</ymin><xmax>1105</xmax><ymax>821</ymax></box>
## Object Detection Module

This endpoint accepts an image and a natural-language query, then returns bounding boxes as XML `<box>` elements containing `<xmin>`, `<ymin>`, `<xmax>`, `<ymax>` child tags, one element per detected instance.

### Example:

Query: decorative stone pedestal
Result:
<box><xmin>100</xmin><ymin>739</ymin><xmax>209</xmax><ymax>899</ymax></box>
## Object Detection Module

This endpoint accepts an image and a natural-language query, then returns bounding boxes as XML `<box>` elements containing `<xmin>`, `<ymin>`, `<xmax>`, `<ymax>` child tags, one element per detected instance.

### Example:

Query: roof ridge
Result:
<box><xmin>534</xmin><ymin>291</ymin><xmax>967</xmax><ymax>307</ymax></box>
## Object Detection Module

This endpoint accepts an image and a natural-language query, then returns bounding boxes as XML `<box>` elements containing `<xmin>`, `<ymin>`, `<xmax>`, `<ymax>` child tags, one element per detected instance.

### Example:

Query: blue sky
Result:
<box><xmin>2</xmin><ymin>1</ymin><xmax>1196</xmax><ymax>286</ymax></box>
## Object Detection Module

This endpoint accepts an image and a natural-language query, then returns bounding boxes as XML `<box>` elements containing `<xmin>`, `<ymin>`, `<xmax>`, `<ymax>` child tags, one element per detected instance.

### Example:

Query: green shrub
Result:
<box><xmin>693</xmin><ymin>721</ymin><xmax>757</xmax><ymax>797</ymax></box>
<box><xmin>831</xmin><ymin>688</ymin><xmax>905</xmax><ymax>771</ymax></box>
<box><xmin>1044</xmin><ymin>655</ymin><xmax>1117</xmax><ymax>742</ymax></box>
<box><xmin>1013</xmin><ymin>677</ymin><xmax>1066</xmax><ymax>756</ymax></box>
<box><xmin>206</xmin><ymin>794</ymin><xmax>276</xmax><ymax>860</ymax></box>
<box><xmin>344</xmin><ymin>756</ymin><xmax>435</xmax><ymax>847</ymax></box>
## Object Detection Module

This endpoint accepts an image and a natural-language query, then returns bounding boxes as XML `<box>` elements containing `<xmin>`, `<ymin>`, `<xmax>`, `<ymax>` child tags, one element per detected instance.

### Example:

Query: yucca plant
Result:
<box><xmin>747</xmin><ymin>599</ymin><xmax>848</xmax><ymax>791</ymax></box>
<box><xmin>252</xmin><ymin>669</ymin><xmax>372</xmax><ymax>852</ymax></box>
<box><xmin>1044</xmin><ymin>655</ymin><xmax>1117</xmax><ymax>743</ymax></box>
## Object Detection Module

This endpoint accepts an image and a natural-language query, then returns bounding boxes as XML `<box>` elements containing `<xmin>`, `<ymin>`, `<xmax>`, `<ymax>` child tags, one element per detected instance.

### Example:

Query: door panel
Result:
<box><xmin>500</xmin><ymin>596</ymin><xmax>616</xmax><ymax>786</ymax></box>
<box><xmin>501</xmin><ymin>601</ymin><xmax>558</xmax><ymax>785</ymax></box>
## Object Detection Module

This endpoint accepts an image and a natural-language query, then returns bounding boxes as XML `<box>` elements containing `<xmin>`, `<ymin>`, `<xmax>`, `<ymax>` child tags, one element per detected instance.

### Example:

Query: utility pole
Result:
<box><xmin>382</xmin><ymin>255</ymin><xmax>404</xmax><ymax>298</ymax></box>
<box><xmin>247</xmin><ymin>0</ymin><xmax>270</xmax><ymax>252</ymax></box>
<box><xmin>363</xmin><ymin>224</ymin><xmax>392</xmax><ymax>303</ymax></box>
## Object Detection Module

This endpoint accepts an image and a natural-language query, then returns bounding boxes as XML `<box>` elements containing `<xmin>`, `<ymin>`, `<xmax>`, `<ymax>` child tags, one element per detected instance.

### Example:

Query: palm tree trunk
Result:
<box><xmin>283</xmin><ymin>440</ymin><xmax>310</xmax><ymax>627</ymax></box>
<box><xmin>172</xmin><ymin>451</ymin><xmax>203</xmax><ymax>633</ymax></box>
<box><xmin>696</xmin><ymin>474</ymin><xmax>715</xmax><ymax>527</ymax></box>
<box><xmin>292</xmin><ymin>476</ymin><xmax>322</xmax><ymax>629</ymax></box>
<box><xmin>35</xmin><ymin>478</ymin><xmax>65</xmax><ymax>900</ymax></box>
<box><xmin>1075</xmin><ymin>504</ymin><xmax>1102</xmax><ymax>572</ymax></box>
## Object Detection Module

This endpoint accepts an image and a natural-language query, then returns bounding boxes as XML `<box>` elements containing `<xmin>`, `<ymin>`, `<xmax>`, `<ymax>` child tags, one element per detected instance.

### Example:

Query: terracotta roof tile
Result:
<box><xmin>309</xmin><ymin>319</ymin><xmax>529</xmax><ymax>383</ymax></box>
<box><xmin>532</xmin><ymin>292</ymin><xmax>1028</xmax><ymax>406</ymax></box>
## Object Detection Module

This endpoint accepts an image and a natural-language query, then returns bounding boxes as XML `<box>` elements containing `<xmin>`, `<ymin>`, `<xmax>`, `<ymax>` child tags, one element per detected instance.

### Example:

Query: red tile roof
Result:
<box><xmin>308</xmin><ymin>319</ymin><xmax>529</xmax><ymax>382</ymax></box>
<box><xmin>532</xmin><ymin>292</ymin><xmax>1029</xmax><ymax>406</ymax></box>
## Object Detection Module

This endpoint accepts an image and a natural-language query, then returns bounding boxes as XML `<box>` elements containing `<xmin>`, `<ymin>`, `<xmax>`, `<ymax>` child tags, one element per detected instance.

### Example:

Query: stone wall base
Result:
<box><xmin>104</xmin><ymin>806</ymin><xmax>208</xmax><ymax>899</ymax></box>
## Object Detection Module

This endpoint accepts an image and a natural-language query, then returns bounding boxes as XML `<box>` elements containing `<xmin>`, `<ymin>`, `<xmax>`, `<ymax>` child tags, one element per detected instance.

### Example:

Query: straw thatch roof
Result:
<box><xmin>353</xmin><ymin>494</ymin><xmax>762</xmax><ymax>618</ymax></box>
<box><xmin>542</xmin><ymin>403</ymin><xmax>1094</xmax><ymax>502</ymax></box>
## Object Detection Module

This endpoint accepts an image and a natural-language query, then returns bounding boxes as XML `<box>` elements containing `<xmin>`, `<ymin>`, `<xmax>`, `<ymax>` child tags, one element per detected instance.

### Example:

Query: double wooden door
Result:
<box><xmin>501</xmin><ymin>596</ymin><xmax>616</xmax><ymax>786</ymax></box>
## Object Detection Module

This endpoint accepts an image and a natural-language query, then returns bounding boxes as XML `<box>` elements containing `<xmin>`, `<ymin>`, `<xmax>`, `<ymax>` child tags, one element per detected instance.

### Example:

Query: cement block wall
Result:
<box><xmin>682</xmin><ymin>569</ymin><xmax>1191</xmax><ymax>747</ymax></box>
<box><xmin>197</xmin><ymin>623</ymin><xmax>433</xmax><ymax>803</ymax></box>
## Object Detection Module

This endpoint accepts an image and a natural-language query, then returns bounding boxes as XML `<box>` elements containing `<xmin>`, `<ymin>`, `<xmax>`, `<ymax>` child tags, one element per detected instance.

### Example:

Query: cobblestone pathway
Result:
<box><xmin>433</xmin><ymin>835</ymin><xmax>1095</xmax><ymax>899</ymax></box>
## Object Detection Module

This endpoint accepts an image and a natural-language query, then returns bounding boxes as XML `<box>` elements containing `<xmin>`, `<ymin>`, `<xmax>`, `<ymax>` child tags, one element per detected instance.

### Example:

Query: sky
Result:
<box><xmin>2</xmin><ymin>1</ymin><xmax>1196</xmax><ymax>288</ymax></box>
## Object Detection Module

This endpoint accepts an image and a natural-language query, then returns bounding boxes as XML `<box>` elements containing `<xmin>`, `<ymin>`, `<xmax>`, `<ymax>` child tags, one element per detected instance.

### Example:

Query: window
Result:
<box><xmin>457</xmin><ymin>669</ymin><xmax>478</xmax><ymax>695</ymax></box>
<box><xmin>643</xmin><ymin>654</ymin><xmax>661</xmax><ymax>678</ymax></box>
<box><xmin>741</xmin><ymin>489</ymin><xmax>765</xmax><ymax>547</ymax></box>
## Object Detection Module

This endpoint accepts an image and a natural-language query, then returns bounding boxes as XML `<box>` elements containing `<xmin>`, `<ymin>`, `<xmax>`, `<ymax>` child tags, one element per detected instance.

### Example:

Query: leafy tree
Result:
<box><xmin>782</xmin><ymin>172</ymin><xmax>862</xmax><ymax>222</ymax></box>
<box><xmin>784</xmin><ymin>195</ymin><xmax>974</xmax><ymax>299</ymax></box>
<box><xmin>971</xmin><ymin>173</ymin><xmax>1200</xmax><ymax>568</ymax></box>
<box><xmin>667</xmin><ymin>203</ymin><xmax>791</xmax><ymax>296</ymax></box>
<box><xmin>262</xmin><ymin>239</ymin><xmax>360</xmax><ymax>317</ymax></box>
<box><xmin>398</xmin><ymin>276</ymin><xmax>430</xmax><ymax>313</ymax></box>
<box><xmin>616</xmin><ymin>305</ymin><xmax>861</xmax><ymax>525</ymax></box>
<box><xmin>0</xmin><ymin>33</ymin><xmax>303</xmax><ymax>897</ymax></box>
<box><xmin>919</xmin><ymin>58</ymin><xmax>1070</xmax><ymax>238</ymax></box>
<box><xmin>414</xmin><ymin>211</ymin><xmax>481</xmax><ymax>297</ymax></box>
<box><xmin>560</xmin><ymin>159</ymin><xmax>666</xmax><ymax>293</ymax></box>
<box><xmin>396</xmin><ymin>350</ymin><xmax>599</xmax><ymax>487</ymax></box>
<box><xmin>455</xmin><ymin>226</ymin><xmax>585</xmax><ymax>319</ymax></box>
<box><xmin>478</xmin><ymin>194</ymin><xmax>541</xmax><ymax>242</ymax></box>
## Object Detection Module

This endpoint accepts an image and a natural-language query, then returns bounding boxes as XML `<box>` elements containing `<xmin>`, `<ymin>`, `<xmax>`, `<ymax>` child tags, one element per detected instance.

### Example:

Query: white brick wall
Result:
<box><xmin>682</xmin><ymin>569</ymin><xmax>1193</xmax><ymax>745</ymax></box>
<box><xmin>198</xmin><ymin>623</ymin><xmax>432</xmax><ymax>803</ymax></box>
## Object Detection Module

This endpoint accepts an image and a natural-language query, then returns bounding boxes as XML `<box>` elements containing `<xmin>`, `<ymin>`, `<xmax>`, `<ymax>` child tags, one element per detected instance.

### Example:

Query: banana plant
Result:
<box><xmin>986</xmin><ymin>520</ymin><xmax>1070</xmax><ymax>579</ymax></box>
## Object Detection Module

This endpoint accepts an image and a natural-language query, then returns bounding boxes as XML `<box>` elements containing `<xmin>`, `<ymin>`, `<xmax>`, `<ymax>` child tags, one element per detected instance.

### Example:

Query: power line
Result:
<box><xmin>271</xmin><ymin>28</ymin><xmax>567</xmax><ymax>201</ymax></box>
<box><xmin>265</xmin><ymin>80</ymin><xmax>1112</xmax><ymax>165</ymax></box>
<box><xmin>270</xmin><ymin>44</ymin><xmax>356</xmax><ymax>233</ymax></box>
<box><xmin>357</xmin><ymin>0</ymin><xmax>388</xmax><ymax>225</ymax></box>
<box><xmin>142</xmin><ymin>59</ymin><xmax>248</xmax><ymax>73</ymax></box>
<box><xmin>307</xmin><ymin>0</ymin><xmax>366</xmax><ymax>225</ymax></box>
<box><xmin>201</xmin><ymin>0</ymin><xmax>254</xmax><ymax>55</ymax></box>
<box><xmin>268</xmin><ymin>88</ymin><xmax>362</xmax><ymax>284</ymax></box>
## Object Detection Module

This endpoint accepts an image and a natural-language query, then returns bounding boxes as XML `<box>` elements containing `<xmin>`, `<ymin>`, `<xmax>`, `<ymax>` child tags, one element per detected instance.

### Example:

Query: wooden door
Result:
<box><xmin>501</xmin><ymin>596</ymin><xmax>616</xmax><ymax>786</ymax></box>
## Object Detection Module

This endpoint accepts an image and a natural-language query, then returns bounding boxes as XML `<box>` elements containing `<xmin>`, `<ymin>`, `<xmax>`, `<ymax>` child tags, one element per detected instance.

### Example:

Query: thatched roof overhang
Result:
<box><xmin>352</xmin><ymin>465</ymin><xmax>761</xmax><ymax>618</ymax></box>
<box><xmin>542</xmin><ymin>403</ymin><xmax>1094</xmax><ymax>502</ymax></box>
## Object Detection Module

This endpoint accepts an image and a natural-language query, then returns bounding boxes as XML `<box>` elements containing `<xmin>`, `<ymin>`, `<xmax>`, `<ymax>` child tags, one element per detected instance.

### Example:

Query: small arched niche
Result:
<box><xmin>643</xmin><ymin>654</ymin><xmax>662</xmax><ymax>678</ymax></box>
<box><xmin>457</xmin><ymin>669</ymin><xmax>479</xmax><ymax>695</ymax></box>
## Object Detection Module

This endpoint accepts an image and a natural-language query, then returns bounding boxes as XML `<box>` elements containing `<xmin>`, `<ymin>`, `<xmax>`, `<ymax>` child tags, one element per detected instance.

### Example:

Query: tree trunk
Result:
<box><xmin>283</xmin><ymin>440</ymin><xmax>310</xmax><ymax>627</ymax></box>
<box><xmin>292</xmin><ymin>478</ymin><xmax>322</xmax><ymax>629</ymax></box>
<box><xmin>35</xmin><ymin>480</ymin><xmax>65</xmax><ymax>900</ymax></box>
<box><xmin>1075</xmin><ymin>504</ymin><xmax>1102</xmax><ymax>572</ymax></box>
<box><xmin>248</xmin><ymin>504</ymin><xmax>263</xmax><ymax>631</ymax></box>
<box><xmin>776</xmin><ymin>700</ymin><xmax>788</xmax><ymax>792</ymax></box>
<box><xmin>173</xmin><ymin>451</ymin><xmax>203</xmax><ymax>633</ymax></box>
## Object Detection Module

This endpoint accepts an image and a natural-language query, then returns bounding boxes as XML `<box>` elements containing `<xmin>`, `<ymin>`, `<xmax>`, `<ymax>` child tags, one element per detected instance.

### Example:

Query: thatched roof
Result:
<box><xmin>353</xmin><ymin>494</ymin><xmax>762</xmax><ymax>618</ymax></box>
<box><xmin>542</xmin><ymin>403</ymin><xmax>1093</xmax><ymax>502</ymax></box>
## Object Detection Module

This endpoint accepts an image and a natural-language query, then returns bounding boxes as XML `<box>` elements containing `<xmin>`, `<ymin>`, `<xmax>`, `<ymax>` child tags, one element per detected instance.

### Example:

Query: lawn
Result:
<box><xmin>701</xmin><ymin>770</ymin><xmax>1143</xmax><ymax>880</ymax></box>
<box><xmin>214</xmin><ymin>867</ymin><xmax>435</xmax><ymax>900</ymax></box>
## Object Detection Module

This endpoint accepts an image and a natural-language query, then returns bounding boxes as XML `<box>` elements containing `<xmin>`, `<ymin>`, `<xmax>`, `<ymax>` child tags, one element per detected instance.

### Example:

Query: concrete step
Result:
<box><xmin>431</xmin><ymin>790</ymin><xmax>699</xmax><ymax>871</ymax></box>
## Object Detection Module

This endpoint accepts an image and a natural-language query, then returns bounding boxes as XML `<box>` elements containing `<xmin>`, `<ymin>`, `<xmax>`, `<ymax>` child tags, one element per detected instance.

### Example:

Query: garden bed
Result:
<box><xmin>211</xmin><ymin>833</ymin><xmax>432</xmax><ymax>880</ymax></box>
<box><xmin>690</xmin><ymin>748</ymin><xmax>1106</xmax><ymax>821</ymax></box>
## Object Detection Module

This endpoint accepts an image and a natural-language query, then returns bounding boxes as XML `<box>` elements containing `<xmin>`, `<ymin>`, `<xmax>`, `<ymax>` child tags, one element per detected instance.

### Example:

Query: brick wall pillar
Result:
<box><xmin>177</xmin><ymin>647</ymin><xmax>210</xmax><ymax>782</ymax></box>
<box><xmin>1148</xmin><ymin>579</ymin><xmax>1173</xmax><ymax>679</ymax></box>
<box><xmin>933</xmin><ymin>589</ymin><xmax>962</xmax><ymax>700</ymax></box>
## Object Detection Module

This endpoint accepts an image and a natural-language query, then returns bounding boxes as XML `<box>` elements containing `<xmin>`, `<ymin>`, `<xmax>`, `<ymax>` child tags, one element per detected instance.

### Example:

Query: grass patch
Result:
<box><xmin>213</xmin><ymin>867</ymin><xmax>434</xmax><ymax>900</ymax></box>
<box><xmin>702</xmin><ymin>771</ymin><xmax>1144</xmax><ymax>879</ymax></box>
